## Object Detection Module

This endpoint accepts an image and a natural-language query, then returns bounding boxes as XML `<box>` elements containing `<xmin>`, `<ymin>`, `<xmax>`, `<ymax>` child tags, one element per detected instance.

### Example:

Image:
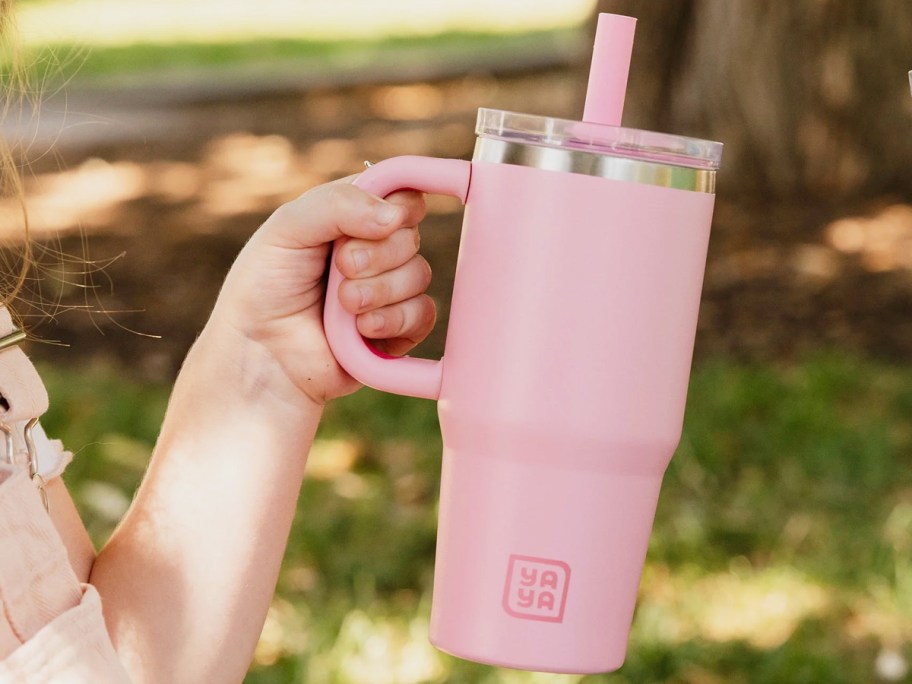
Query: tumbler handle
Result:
<box><xmin>324</xmin><ymin>156</ymin><xmax>471</xmax><ymax>400</ymax></box>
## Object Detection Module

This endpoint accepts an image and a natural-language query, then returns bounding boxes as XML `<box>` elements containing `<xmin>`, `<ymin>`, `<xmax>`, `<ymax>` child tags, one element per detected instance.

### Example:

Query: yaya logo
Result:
<box><xmin>502</xmin><ymin>555</ymin><xmax>571</xmax><ymax>622</ymax></box>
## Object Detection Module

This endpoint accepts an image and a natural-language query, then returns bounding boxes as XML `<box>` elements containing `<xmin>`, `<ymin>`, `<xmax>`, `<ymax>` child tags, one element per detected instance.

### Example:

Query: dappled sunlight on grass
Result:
<box><xmin>636</xmin><ymin>564</ymin><xmax>830</xmax><ymax>649</ymax></box>
<box><xmin>145</xmin><ymin>161</ymin><xmax>202</xmax><ymax>203</ymax></box>
<box><xmin>3</xmin><ymin>85</ymin><xmax>485</xmax><ymax>239</ymax></box>
<box><xmin>303</xmin><ymin>138</ymin><xmax>360</xmax><ymax>178</ymax></box>
<box><xmin>199</xmin><ymin>132</ymin><xmax>305</xmax><ymax>218</ymax></box>
<box><xmin>825</xmin><ymin>203</ymin><xmax>912</xmax><ymax>272</ymax></box>
<box><xmin>254</xmin><ymin>597</ymin><xmax>311</xmax><ymax>668</ymax></box>
<box><xmin>323</xmin><ymin>609</ymin><xmax>444</xmax><ymax>684</ymax></box>
<box><xmin>73</xmin><ymin>432</ymin><xmax>151</xmax><ymax>529</ymax></box>
<box><xmin>0</xmin><ymin>158</ymin><xmax>146</xmax><ymax>236</ymax></box>
<box><xmin>370</xmin><ymin>84</ymin><xmax>446</xmax><ymax>122</ymax></box>
<box><xmin>76</xmin><ymin>478</ymin><xmax>131</xmax><ymax>525</ymax></box>
<box><xmin>306</xmin><ymin>438</ymin><xmax>361</xmax><ymax>480</ymax></box>
<box><xmin>706</xmin><ymin>242</ymin><xmax>844</xmax><ymax>288</ymax></box>
<box><xmin>1</xmin><ymin>134</ymin><xmax>325</xmax><ymax>235</ymax></box>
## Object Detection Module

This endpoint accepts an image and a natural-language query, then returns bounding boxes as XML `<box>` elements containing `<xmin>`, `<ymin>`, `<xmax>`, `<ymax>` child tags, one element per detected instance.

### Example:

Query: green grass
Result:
<box><xmin>1</xmin><ymin>28</ymin><xmax>580</xmax><ymax>91</ymax></box>
<box><xmin>37</xmin><ymin>354</ymin><xmax>912</xmax><ymax>683</ymax></box>
<box><xmin>3</xmin><ymin>0</ymin><xmax>592</xmax><ymax>89</ymax></box>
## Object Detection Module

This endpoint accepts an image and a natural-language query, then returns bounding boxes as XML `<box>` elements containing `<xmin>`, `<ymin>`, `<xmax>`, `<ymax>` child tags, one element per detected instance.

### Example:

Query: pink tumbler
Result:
<box><xmin>324</xmin><ymin>14</ymin><xmax>722</xmax><ymax>674</ymax></box>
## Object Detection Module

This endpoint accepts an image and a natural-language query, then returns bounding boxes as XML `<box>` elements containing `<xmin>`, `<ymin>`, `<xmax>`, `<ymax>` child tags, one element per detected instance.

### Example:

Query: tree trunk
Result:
<box><xmin>592</xmin><ymin>0</ymin><xmax>912</xmax><ymax>202</ymax></box>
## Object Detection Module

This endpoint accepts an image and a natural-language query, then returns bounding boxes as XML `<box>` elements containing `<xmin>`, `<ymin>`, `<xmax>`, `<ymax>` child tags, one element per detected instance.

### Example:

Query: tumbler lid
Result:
<box><xmin>475</xmin><ymin>109</ymin><xmax>722</xmax><ymax>171</ymax></box>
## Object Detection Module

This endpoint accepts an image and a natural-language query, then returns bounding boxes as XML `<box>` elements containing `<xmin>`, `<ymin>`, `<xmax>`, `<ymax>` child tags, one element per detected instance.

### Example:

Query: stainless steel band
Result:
<box><xmin>472</xmin><ymin>137</ymin><xmax>716</xmax><ymax>193</ymax></box>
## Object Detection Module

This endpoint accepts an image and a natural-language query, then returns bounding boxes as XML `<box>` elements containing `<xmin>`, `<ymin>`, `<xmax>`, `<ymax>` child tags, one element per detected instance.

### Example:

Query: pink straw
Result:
<box><xmin>582</xmin><ymin>14</ymin><xmax>637</xmax><ymax>127</ymax></box>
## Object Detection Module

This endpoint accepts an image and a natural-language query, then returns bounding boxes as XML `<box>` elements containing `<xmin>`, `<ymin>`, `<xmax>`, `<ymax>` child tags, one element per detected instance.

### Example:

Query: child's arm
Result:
<box><xmin>48</xmin><ymin>479</ymin><xmax>96</xmax><ymax>581</ymax></box>
<box><xmin>87</xmin><ymin>180</ymin><xmax>433</xmax><ymax>683</ymax></box>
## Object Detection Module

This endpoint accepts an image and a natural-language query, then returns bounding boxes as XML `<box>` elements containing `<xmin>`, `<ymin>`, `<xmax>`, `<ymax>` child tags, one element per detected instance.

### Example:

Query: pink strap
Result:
<box><xmin>0</xmin><ymin>466</ymin><xmax>129</xmax><ymax>680</ymax></box>
<box><xmin>0</xmin><ymin>309</ymin><xmax>72</xmax><ymax>481</ymax></box>
<box><xmin>0</xmin><ymin>309</ymin><xmax>48</xmax><ymax>423</ymax></box>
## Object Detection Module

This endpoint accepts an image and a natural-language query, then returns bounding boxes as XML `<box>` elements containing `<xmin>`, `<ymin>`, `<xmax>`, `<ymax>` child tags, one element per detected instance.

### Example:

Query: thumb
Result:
<box><xmin>259</xmin><ymin>180</ymin><xmax>406</xmax><ymax>250</ymax></box>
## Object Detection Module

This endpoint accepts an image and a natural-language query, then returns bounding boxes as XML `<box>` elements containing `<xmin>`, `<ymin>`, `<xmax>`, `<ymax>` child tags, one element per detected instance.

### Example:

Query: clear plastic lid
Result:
<box><xmin>476</xmin><ymin>108</ymin><xmax>722</xmax><ymax>171</ymax></box>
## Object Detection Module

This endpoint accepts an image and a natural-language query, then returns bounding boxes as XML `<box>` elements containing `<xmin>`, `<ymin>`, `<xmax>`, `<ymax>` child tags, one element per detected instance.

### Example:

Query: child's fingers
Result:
<box><xmin>329</xmin><ymin>177</ymin><xmax>427</xmax><ymax>227</ymax></box>
<box><xmin>380</xmin><ymin>189</ymin><xmax>426</xmax><ymax>229</ymax></box>
<box><xmin>356</xmin><ymin>294</ymin><xmax>437</xmax><ymax>351</ymax></box>
<box><xmin>261</xmin><ymin>182</ymin><xmax>411</xmax><ymax>249</ymax></box>
<box><xmin>335</xmin><ymin>226</ymin><xmax>420</xmax><ymax>279</ymax></box>
<box><xmin>368</xmin><ymin>336</ymin><xmax>427</xmax><ymax>358</ymax></box>
<box><xmin>338</xmin><ymin>255</ymin><xmax>432</xmax><ymax>314</ymax></box>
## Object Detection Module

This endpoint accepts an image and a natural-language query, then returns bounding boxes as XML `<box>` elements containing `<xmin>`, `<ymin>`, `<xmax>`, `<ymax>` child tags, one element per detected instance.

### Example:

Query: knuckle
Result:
<box><xmin>415</xmin><ymin>255</ymin><xmax>432</xmax><ymax>286</ymax></box>
<box><xmin>332</xmin><ymin>239</ymin><xmax>351</xmax><ymax>272</ymax></box>
<box><xmin>337</xmin><ymin>280</ymin><xmax>360</xmax><ymax>312</ymax></box>
<box><xmin>389</xmin><ymin>306</ymin><xmax>407</xmax><ymax>336</ymax></box>
<box><xmin>410</xmin><ymin>191</ymin><xmax>428</xmax><ymax>219</ymax></box>
<box><xmin>270</xmin><ymin>199</ymin><xmax>298</xmax><ymax>224</ymax></box>
<box><xmin>419</xmin><ymin>294</ymin><xmax>437</xmax><ymax>326</ymax></box>
<box><xmin>403</xmin><ymin>296</ymin><xmax>436</xmax><ymax>343</ymax></box>
<box><xmin>337</xmin><ymin>244</ymin><xmax>360</xmax><ymax>277</ymax></box>
<box><xmin>372</xmin><ymin>277</ymin><xmax>391</xmax><ymax>304</ymax></box>
<box><xmin>392</xmin><ymin>227</ymin><xmax>419</xmax><ymax>261</ymax></box>
<box><xmin>356</xmin><ymin>313</ymin><xmax>375</xmax><ymax>337</ymax></box>
<box><xmin>363</xmin><ymin>306</ymin><xmax>402</xmax><ymax>337</ymax></box>
<box><xmin>325</xmin><ymin>182</ymin><xmax>359</xmax><ymax>215</ymax></box>
<box><xmin>324</xmin><ymin>183</ymin><xmax>366</xmax><ymax>221</ymax></box>
<box><xmin>334</xmin><ymin>244</ymin><xmax>350</xmax><ymax>274</ymax></box>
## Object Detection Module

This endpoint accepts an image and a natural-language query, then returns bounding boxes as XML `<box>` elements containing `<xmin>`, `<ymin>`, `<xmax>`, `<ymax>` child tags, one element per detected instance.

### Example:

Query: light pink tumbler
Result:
<box><xmin>324</xmin><ymin>14</ymin><xmax>722</xmax><ymax>674</ymax></box>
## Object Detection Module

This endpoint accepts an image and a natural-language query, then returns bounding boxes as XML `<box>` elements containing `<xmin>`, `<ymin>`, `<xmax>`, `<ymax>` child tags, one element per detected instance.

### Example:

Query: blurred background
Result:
<box><xmin>3</xmin><ymin>0</ymin><xmax>912</xmax><ymax>681</ymax></box>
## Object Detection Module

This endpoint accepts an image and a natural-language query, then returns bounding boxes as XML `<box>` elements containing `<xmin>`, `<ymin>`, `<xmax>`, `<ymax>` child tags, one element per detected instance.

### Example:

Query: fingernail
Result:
<box><xmin>375</xmin><ymin>202</ymin><xmax>400</xmax><ymax>225</ymax></box>
<box><xmin>357</xmin><ymin>285</ymin><xmax>372</xmax><ymax>308</ymax></box>
<box><xmin>369</xmin><ymin>312</ymin><xmax>385</xmax><ymax>331</ymax></box>
<box><xmin>352</xmin><ymin>249</ymin><xmax>369</xmax><ymax>273</ymax></box>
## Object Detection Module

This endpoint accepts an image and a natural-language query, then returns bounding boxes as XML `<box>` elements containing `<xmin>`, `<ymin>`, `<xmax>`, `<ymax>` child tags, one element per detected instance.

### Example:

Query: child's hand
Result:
<box><xmin>210</xmin><ymin>176</ymin><xmax>434</xmax><ymax>407</ymax></box>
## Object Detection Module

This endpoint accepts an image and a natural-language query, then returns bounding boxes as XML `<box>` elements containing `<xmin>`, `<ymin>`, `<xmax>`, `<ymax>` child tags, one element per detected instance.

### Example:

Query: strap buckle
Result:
<box><xmin>0</xmin><ymin>323</ymin><xmax>48</xmax><ymax>511</ymax></box>
<box><xmin>24</xmin><ymin>417</ymin><xmax>49</xmax><ymax>512</ymax></box>
<box><xmin>0</xmin><ymin>418</ymin><xmax>49</xmax><ymax>512</ymax></box>
<box><xmin>0</xmin><ymin>327</ymin><xmax>27</xmax><ymax>352</ymax></box>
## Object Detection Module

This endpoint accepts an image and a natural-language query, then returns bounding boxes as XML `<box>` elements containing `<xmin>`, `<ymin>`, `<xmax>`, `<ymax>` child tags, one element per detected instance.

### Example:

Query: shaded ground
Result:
<box><xmin>7</xmin><ymin>64</ymin><xmax>912</xmax><ymax>380</ymax></box>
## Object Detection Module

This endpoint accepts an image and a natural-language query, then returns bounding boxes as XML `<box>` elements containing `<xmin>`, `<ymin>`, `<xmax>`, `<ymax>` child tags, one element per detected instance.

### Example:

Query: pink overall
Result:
<box><xmin>0</xmin><ymin>465</ymin><xmax>129</xmax><ymax>683</ymax></box>
<box><xmin>0</xmin><ymin>308</ymin><xmax>130</xmax><ymax>682</ymax></box>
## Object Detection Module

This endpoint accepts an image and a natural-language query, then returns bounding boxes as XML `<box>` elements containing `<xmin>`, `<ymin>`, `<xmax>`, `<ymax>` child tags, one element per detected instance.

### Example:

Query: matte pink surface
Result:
<box><xmin>324</xmin><ymin>156</ymin><xmax>715</xmax><ymax>672</ymax></box>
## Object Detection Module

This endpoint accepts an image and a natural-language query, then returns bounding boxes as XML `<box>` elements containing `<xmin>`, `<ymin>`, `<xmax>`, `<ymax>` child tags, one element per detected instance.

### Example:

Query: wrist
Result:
<box><xmin>152</xmin><ymin>319</ymin><xmax>323</xmax><ymax>480</ymax></box>
<box><xmin>187</xmin><ymin>317</ymin><xmax>325</xmax><ymax>422</ymax></box>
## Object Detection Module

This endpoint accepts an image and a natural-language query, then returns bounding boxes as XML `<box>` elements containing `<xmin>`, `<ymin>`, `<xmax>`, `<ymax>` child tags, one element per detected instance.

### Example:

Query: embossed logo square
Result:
<box><xmin>502</xmin><ymin>555</ymin><xmax>571</xmax><ymax>622</ymax></box>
